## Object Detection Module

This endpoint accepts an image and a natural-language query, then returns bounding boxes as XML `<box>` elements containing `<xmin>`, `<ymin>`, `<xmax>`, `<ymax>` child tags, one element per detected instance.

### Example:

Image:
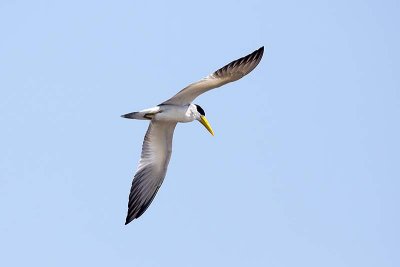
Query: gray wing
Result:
<box><xmin>125</xmin><ymin>121</ymin><xmax>177</xmax><ymax>224</ymax></box>
<box><xmin>162</xmin><ymin>46</ymin><xmax>264</xmax><ymax>106</ymax></box>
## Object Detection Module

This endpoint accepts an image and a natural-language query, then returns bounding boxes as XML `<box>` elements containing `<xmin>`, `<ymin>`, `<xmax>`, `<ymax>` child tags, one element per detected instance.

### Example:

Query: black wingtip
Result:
<box><xmin>256</xmin><ymin>46</ymin><xmax>264</xmax><ymax>57</ymax></box>
<box><xmin>125</xmin><ymin>216</ymin><xmax>134</xmax><ymax>225</ymax></box>
<box><xmin>251</xmin><ymin>46</ymin><xmax>264</xmax><ymax>63</ymax></box>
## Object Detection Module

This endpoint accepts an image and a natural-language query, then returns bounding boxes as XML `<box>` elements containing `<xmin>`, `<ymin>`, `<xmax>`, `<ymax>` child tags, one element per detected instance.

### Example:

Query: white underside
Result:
<box><xmin>133</xmin><ymin>104</ymin><xmax>196</xmax><ymax>123</ymax></box>
<box><xmin>154</xmin><ymin>105</ymin><xmax>195</xmax><ymax>123</ymax></box>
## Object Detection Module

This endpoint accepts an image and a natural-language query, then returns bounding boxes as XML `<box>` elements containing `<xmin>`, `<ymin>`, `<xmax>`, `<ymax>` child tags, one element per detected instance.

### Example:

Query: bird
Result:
<box><xmin>122</xmin><ymin>46</ymin><xmax>264</xmax><ymax>225</ymax></box>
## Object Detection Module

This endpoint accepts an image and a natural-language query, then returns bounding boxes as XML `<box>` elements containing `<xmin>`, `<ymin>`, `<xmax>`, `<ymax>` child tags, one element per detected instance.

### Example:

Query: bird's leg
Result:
<box><xmin>144</xmin><ymin>109</ymin><xmax>163</xmax><ymax>120</ymax></box>
<box><xmin>144</xmin><ymin>113</ymin><xmax>155</xmax><ymax>119</ymax></box>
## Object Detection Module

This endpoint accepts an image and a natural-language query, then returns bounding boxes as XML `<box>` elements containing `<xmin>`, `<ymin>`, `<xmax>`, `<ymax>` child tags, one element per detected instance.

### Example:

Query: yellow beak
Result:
<box><xmin>199</xmin><ymin>115</ymin><xmax>214</xmax><ymax>136</ymax></box>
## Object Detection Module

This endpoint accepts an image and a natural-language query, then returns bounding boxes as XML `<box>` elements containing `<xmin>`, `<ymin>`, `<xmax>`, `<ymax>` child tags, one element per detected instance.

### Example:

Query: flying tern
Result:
<box><xmin>122</xmin><ymin>46</ymin><xmax>264</xmax><ymax>224</ymax></box>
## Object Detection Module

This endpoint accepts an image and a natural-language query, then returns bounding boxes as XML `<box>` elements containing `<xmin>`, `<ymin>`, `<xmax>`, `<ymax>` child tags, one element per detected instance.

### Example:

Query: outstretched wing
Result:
<box><xmin>162</xmin><ymin>46</ymin><xmax>264</xmax><ymax>106</ymax></box>
<box><xmin>125</xmin><ymin>121</ymin><xmax>177</xmax><ymax>224</ymax></box>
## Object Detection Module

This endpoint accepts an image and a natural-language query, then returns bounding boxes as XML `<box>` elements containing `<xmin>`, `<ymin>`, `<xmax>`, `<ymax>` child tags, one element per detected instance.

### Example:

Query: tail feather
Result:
<box><xmin>121</xmin><ymin>106</ymin><xmax>161</xmax><ymax>120</ymax></box>
<box><xmin>121</xmin><ymin>112</ymin><xmax>141</xmax><ymax>119</ymax></box>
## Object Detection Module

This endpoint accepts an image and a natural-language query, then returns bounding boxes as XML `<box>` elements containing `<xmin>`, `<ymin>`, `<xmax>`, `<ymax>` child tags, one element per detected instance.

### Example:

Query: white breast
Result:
<box><xmin>154</xmin><ymin>105</ymin><xmax>195</xmax><ymax>123</ymax></box>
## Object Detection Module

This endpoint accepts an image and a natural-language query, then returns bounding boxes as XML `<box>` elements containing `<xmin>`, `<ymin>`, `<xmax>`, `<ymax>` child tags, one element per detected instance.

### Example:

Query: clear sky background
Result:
<box><xmin>1</xmin><ymin>0</ymin><xmax>399</xmax><ymax>266</ymax></box>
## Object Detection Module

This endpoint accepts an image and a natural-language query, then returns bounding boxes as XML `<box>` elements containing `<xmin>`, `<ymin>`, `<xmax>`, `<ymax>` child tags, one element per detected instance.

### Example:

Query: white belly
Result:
<box><xmin>154</xmin><ymin>105</ymin><xmax>194</xmax><ymax>123</ymax></box>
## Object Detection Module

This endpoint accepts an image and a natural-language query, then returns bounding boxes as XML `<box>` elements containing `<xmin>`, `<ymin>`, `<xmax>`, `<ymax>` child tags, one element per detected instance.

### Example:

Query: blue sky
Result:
<box><xmin>1</xmin><ymin>0</ymin><xmax>399</xmax><ymax>266</ymax></box>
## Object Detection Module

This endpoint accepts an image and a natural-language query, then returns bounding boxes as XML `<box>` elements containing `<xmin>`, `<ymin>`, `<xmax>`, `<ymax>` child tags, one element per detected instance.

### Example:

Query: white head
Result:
<box><xmin>188</xmin><ymin>104</ymin><xmax>214</xmax><ymax>136</ymax></box>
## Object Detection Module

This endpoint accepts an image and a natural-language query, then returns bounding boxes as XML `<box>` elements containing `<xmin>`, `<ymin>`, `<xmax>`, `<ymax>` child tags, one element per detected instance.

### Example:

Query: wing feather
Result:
<box><xmin>125</xmin><ymin>121</ymin><xmax>177</xmax><ymax>224</ymax></box>
<box><xmin>162</xmin><ymin>46</ymin><xmax>264</xmax><ymax>105</ymax></box>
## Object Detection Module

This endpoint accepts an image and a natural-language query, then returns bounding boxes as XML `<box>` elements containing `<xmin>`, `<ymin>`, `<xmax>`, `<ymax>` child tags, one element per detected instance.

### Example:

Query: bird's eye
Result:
<box><xmin>195</xmin><ymin>104</ymin><xmax>205</xmax><ymax>116</ymax></box>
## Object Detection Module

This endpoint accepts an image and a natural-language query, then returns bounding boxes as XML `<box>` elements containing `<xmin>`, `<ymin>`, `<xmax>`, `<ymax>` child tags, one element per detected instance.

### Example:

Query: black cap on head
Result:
<box><xmin>194</xmin><ymin>104</ymin><xmax>205</xmax><ymax>116</ymax></box>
